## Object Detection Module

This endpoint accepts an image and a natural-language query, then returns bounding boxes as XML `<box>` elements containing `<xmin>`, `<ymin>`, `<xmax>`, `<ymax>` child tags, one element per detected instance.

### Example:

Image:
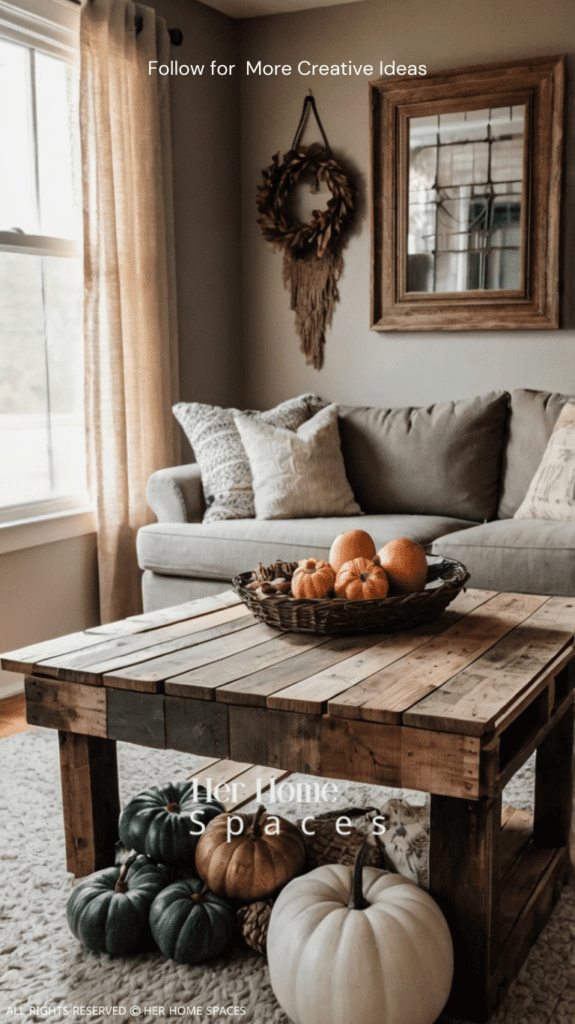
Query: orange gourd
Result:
<box><xmin>374</xmin><ymin>538</ymin><xmax>428</xmax><ymax>594</ymax></box>
<box><xmin>291</xmin><ymin>559</ymin><xmax>336</xmax><ymax>599</ymax></box>
<box><xmin>329</xmin><ymin>530</ymin><xmax>376</xmax><ymax>573</ymax></box>
<box><xmin>334</xmin><ymin>557</ymin><xmax>389</xmax><ymax>601</ymax></box>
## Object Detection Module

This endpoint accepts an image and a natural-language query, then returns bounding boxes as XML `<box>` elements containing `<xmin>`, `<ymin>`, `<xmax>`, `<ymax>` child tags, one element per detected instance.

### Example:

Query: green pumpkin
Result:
<box><xmin>150</xmin><ymin>877</ymin><xmax>235</xmax><ymax>964</ymax></box>
<box><xmin>66</xmin><ymin>854</ymin><xmax>170</xmax><ymax>955</ymax></box>
<box><xmin>119</xmin><ymin>782</ymin><xmax>226</xmax><ymax>867</ymax></box>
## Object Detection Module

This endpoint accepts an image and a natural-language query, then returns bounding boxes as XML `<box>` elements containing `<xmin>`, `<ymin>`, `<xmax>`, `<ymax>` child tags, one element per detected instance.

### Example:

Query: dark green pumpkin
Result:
<box><xmin>149</xmin><ymin>877</ymin><xmax>234</xmax><ymax>964</ymax></box>
<box><xmin>66</xmin><ymin>854</ymin><xmax>170</xmax><ymax>955</ymax></box>
<box><xmin>119</xmin><ymin>782</ymin><xmax>226</xmax><ymax>867</ymax></box>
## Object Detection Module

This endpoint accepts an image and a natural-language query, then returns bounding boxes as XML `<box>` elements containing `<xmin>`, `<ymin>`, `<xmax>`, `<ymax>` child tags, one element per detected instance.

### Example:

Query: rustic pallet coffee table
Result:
<box><xmin>3</xmin><ymin>586</ymin><xmax>574</xmax><ymax>1022</ymax></box>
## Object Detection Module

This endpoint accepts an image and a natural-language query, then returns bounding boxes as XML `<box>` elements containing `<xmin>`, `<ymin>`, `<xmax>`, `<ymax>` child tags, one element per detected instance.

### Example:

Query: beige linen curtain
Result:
<box><xmin>80</xmin><ymin>0</ymin><xmax>179</xmax><ymax>622</ymax></box>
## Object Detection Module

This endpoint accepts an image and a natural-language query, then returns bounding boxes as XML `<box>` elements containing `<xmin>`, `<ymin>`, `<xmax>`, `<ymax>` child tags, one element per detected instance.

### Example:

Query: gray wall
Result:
<box><xmin>239</xmin><ymin>0</ymin><xmax>575</xmax><ymax>411</ymax></box>
<box><xmin>154</xmin><ymin>0</ymin><xmax>242</xmax><ymax>411</ymax></box>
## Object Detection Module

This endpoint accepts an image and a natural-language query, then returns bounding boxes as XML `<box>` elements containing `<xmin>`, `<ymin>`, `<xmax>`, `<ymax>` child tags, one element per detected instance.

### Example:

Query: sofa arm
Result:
<box><xmin>147</xmin><ymin>463</ymin><xmax>205</xmax><ymax>523</ymax></box>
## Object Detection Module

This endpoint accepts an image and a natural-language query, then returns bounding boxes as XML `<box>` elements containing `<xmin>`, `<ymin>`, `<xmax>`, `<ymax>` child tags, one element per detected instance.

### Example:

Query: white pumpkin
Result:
<box><xmin>267</xmin><ymin>850</ymin><xmax>453</xmax><ymax>1024</ymax></box>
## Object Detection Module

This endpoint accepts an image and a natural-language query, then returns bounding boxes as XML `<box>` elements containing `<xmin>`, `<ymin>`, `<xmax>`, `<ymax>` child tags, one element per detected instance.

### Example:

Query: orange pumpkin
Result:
<box><xmin>195</xmin><ymin>805</ymin><xmax>306</xmax><ymax>900</ymax></box>
<box><xmin>291</xmin><ymin>558</ymin><xmax>336</xmax><ymax>599</ymax></box>
<box><xmin>334</xmin><ymin>557</ymin><xmax>389</xmax><ymax>601</ymax></box>
<box><xmin>329</xmin><ymin>530</ymin><xmax>376</xmax><ymax>573</ymax></box>
<box><xmin>374</xmin><ymin>538</ymin><xmax>428</xmax><ymax>594</ymax></box>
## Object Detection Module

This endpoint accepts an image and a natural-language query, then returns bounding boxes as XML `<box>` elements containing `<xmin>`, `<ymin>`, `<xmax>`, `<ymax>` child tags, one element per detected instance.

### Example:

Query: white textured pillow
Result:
<box><xmin>173</xmin><ymin>394</ymin><xmax>326</xmax><ymax>523</ymax></box>
<box><xmin>234</xmin><ymin>404</ymin><xmax>362</xmax><ymax>519</ymax></box>
<box><xmin>514</xmin><ymin>403</ymin><xmax>575</xmax><ymax>520</ymax></box>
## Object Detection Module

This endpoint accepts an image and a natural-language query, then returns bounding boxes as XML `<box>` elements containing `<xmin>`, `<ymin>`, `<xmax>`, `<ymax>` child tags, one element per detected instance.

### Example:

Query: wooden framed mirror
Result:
<box><xmin>370</xmin><ymin>55</ymin><xmax>565</xmax><ymax>331</ymax></box>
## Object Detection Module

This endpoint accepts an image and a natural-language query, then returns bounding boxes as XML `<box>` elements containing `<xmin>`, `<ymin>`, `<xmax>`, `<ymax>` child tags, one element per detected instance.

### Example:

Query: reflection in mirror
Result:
<box><xmin>407</xmin><ymin>105</ymin><xmax>525</xmax><ymax>293</ymax></box>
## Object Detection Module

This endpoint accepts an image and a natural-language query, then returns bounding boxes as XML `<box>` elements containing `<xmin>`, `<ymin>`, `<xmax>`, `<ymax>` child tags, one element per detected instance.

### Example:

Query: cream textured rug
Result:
<box><xmin>1</xmin><ymin>728</ymin><xmax>574</xmax><ymax>1024</ymax></box>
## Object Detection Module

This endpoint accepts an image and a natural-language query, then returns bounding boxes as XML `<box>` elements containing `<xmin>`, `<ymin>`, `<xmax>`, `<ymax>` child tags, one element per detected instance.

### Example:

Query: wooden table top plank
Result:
<box><xmin>85</xmin><ymin>590</ymin><xmax>241</xmax><ymax>636</ymax></box>
<box><xmin>36</xmin><ymin>607</ymin><xmax>253</xmax><ymax>684</ymax></box>
<box><xmin>214</xmin><ymin>588</ymin><xmax>497</xmax><ymax>710</ymax></box>
<box><xmin>1</xmin><ymin>630</ymin><xmax>111</xmax><ymax>675</ymax></box>
<box><xmin>213</xmin><ymin>634</ymin><xmax>393</xmax><ymax>706</ymax></box>
<box><xmin>403</xmin><ymin>622</ymin><xmax>574</xmax><ymax>735</ymax></box>
<box><xmin>107</xmin><ymin>621</ymin><xmax>285</xmax><ymax>689</ymax></box>
<box><xmin>326</xmin><ymin>592</ymin><xmax>549</xmax><ymax>723</ymax></box>
<box><xmin>167</xmin><ymin>630</ymin><xmax>332</xmax><ymax>699</ymax></box>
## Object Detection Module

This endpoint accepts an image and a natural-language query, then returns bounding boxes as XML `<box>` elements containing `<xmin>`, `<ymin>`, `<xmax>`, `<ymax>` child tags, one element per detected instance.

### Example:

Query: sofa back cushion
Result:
<box><xmin>337</xmin><ymin>391</ymin><xmax>509</xmax><ymax>522</ymax></box>
<box><xmin>498</xmin><ymin>389</ymin><xmax>575</xmax><ymax>519</ymax></box>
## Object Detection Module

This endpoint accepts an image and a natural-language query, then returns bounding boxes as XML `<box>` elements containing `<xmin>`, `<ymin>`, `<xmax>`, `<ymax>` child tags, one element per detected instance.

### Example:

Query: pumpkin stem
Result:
<box><xmin>248</xmin><ymin>804</ymin><xmax>268</xmax><ymax>837</ymax></box>
<box><xmin>348</xmin><ymin>842</ymin><xmax>370</xmax><ymax>911</ymax></box>
<box><xmin>166</xmin><ymin>801</ymin><xmax>179</xmax><ymax>813</ymax></box>
<box><xmin>114</xmin><ymin>850</ymin><xmax>138</xmax><ymax>893</ymax></box>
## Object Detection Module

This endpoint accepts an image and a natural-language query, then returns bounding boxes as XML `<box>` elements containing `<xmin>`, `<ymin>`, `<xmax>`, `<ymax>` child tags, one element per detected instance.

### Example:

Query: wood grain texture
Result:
<box><xmin>320</xmin><ymin>716</ymin><xmax>403</xmax><ymax>789</ymax></box>
<box><xmin>2</xmin><ymin>631</ymin><xmax>106</xmax><ymax>674</ymax></box>
<box><xmin>85</xmin><ymin>590</ymin><xmax>241</xmax><ymax>635</ymax></box>
<box><xmin>110</xmin><ymin>621</ymin><xmax>283</xmax><ymax>692</ymax></box>
<box><xmin>229</xmin><ymin>705</ymin><xmax>322</xmax><ymax>774</ymax></box>
<box><xmin>58</xmin><ymin>731</ymin><xmax>120</xmax><ymax>877</ymax></box>
<box><xmin>164</xmin><ymin>695</ymin><xmax>229</xmax><ymax>758</ymax></box>
<box><xmin>329</xmin><ymin>593</ymin><xmax>548</xmax><ymax>723</ymax></box>
<box><xmin>403</xmin><ymin>627</ymin><xmax>573</xmax><ymax>736</ymax></box>
<box><xmin>429</xmin><ymin>793</ymin><xmax>501</xmax><ymax>1022</ymax></box>
<box><xmin>25</xmin><ymin>675</ymin><xmax>107</xmax><ymax>736</ymax></box>
<box><xmin>214</xmin><ymin>634</ymin><xmax>389</xmax><ymax>707</ymax></box>
<box><xmin>499</xmin><ymin>807</ymin><xmax>533</xmax><ymax>882</ymax></box>
<box><xmin>533</xmin><ymin>702</ymin><xmax>574</xmax><ymax>850</ymax></box>
<box><xmin>106</xmin><ymin>689</ymin><xmax>165</xmax><ymax>748</ymax></box>
<box><xmin>401</xmin><ymin>726</ymin><xmax>480</xmax><ymax>798</ymax></box>
<box><xmin>38</xmin><ymin>606</ymin><xmax>253</xmax><ymax>685</ymax></box>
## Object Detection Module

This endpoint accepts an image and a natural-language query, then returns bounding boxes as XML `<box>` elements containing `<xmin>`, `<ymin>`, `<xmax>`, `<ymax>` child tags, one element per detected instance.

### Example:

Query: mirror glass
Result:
<box><xmin>407</xmin><ymin>105</ymin><xmax>525</xmax><ymax>293</ymax></box>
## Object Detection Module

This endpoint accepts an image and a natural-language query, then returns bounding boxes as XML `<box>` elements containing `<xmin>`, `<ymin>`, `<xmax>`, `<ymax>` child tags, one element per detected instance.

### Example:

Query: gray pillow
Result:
<box><xmin>173</xmin><ymin>394</ymin><xmax>326</xmax><ymax>523</ymax></box>
<box><xmin>337</xmin><ymin>391</ymin><xmax>509</xmax><ymax>522</ymax></box>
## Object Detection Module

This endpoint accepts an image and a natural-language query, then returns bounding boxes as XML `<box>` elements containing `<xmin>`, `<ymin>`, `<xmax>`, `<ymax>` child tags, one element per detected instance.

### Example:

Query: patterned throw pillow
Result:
<box><xmin>172</xmin><ymin>394</ymin><xmax>326</xmax><ymax>523</ymax></box>
<box><xmin>514</xmin><ymin>403</ymin><xmax>575</xmax><ymax>520</ymax></box>
<box><xmin>234</xmin><ymin>405</ymin><xmax>361</xmax><ymax>519</ymax></box>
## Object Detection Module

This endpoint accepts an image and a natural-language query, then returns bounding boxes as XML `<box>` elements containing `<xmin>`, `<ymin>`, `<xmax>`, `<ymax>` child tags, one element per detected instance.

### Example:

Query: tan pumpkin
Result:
<box><xmin>195</xmin><ymin>805</ymin><xmax>306</xmax><ymax>900</ymax></box>
<box><xmin>334</xmin><ymin>557</ymin><xmax>389</xmax><ymax>601</ymax></box>
<box><xmin>374</xmin><ymin>537</ymin><xmax>428</xmax><ymax>594</ymax></box>
<box><xmin>291</xmin><ymin>558</ymin><xmax>336</xmax><ymax>599</ymax></box>
<box><xmin>329</xmin><ymin>529</ymin><xmax>376</xmax><ymax>572</ymax></box>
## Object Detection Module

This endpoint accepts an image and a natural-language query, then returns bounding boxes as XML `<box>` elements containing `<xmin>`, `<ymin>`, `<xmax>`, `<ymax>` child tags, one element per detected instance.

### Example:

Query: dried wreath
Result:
<box><xmin>256</xmin><ymin>97</ymin><xmax>355</xmax><ymax>370</ymax></box>
<box><xmin>256</xmin><ymin>143</ymin><xmax>355</xmax><ymax>261</ymax></box>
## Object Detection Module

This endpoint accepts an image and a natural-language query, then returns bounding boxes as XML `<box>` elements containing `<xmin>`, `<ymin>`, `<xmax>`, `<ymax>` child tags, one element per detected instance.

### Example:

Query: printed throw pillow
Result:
<box><xmin>233</xmin><ymin>404</ymin><xmax>362</xmax><ymax>520</ymax></box>
<box><xmin>514</xmin><ymin>403</ymin><xmax>575</xmax><ymax>521</ymax></box>
<box><xmin>172</xmin><ymin>394</ymin><xmax>326</xmax><ymax>523</ymax></box>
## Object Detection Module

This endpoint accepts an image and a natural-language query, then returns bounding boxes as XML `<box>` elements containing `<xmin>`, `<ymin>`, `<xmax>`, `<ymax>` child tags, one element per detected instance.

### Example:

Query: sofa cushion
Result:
<box><xmin>137</xmin><ymin>515</ymin><xmax>478</xmax><ymax>581</ymax></box>
<box><xmin>514</xmin><ymin>404</ymin><xmax>575</xmax><ymax>521</ymax></box>
<box><xmin>498</xmin><ymin>389</ymin><xmax>575</xmax><ymax>519</ymax></box>
<box><xmin>431</xmin><ymin>518</ymin><xmax>575</xmax><ymax>596</ymax></box>
<box><xmin>172</xmin><ymin>393</ymin><xmax>326</xmax><ymax>524</ymax></box>
<box><xmin>235</xmin><ymin>405</ymin><xmax>361</xmax><ymax>519</ymax></box>
<box><xmin>337</xmin><ymin>391</ymin><xmax>509</xmax><ymax>522</ymax></box>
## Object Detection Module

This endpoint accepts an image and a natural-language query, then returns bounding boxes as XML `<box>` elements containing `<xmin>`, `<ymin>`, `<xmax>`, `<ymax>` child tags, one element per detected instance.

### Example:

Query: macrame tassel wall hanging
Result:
<box><xmin>256</xmin><ymin>94</ymin><xmax>355</xmax><ymax>370</ymax></box>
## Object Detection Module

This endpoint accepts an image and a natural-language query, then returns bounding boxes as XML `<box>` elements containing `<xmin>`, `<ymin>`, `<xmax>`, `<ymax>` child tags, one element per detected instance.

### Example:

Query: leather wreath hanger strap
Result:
<box><xmin>291</xmin><ymin>92</ymin><xmax>331</xmax><ymax>153</ymax></box>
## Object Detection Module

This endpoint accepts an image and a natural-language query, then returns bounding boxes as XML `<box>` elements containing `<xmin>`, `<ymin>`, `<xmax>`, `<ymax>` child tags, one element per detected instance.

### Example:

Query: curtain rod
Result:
<box><xmin>66</xmin><ymin>0</ymin><xmax>183</xmax><ymax>46</ymax></box>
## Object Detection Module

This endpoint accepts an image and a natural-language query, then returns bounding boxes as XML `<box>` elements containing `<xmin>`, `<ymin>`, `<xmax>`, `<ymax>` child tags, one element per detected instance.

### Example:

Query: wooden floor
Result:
<box><xmin>0</xmin><ymin>693</ymin><xmax>34</xmax><ymax>739</ymax></box>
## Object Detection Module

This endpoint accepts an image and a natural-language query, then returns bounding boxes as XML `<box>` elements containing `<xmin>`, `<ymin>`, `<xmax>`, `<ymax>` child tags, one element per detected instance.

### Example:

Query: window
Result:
<box><xmin>0</xmin><ymin>0</ymin><xmax>86</xmax><ymax>521</ymax></box>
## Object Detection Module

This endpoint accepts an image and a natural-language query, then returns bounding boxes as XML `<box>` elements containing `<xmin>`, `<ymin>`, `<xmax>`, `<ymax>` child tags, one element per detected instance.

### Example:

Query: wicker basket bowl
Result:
<box><xmin>232</xmin><ymin>556</ymin><xmax>469</xmax><ymax>635</ymax></box>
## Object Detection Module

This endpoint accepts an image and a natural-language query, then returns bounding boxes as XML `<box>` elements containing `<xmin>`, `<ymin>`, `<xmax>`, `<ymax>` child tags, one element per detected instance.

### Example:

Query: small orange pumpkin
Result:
<box><xmin>195</xmin><ymin>805</ymin><xmax>306</xmax><ymax>900</ymax></box>
<box><xmin>291</xmin><ymin>558</ymin><xmax>336</xmax><ymax>599</ymax></box>
<box><xmin>334</xmin><ymin>557</ymin><xmax>389</xmax><ymax>601</ymax></box>
<box><xmin>329</xmin><ymin>530</ymin><xmax>376</xmax><ymax>573</ymax></box>
<box><xmin>374</xmin><ymin>538</ymin><xmax>428</xmax><ymax>594</ymax></box>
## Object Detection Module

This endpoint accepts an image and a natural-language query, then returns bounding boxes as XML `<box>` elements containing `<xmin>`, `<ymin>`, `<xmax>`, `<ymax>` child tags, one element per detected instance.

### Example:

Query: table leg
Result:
<box><xmin>58</xmin><ymin>730</ymin><xmax>120</xmax><ymax>878</ymax></box>
<box><xmin>534</xmin><ymin>701</ymin><xmax>574</xmax><ymax>853</ymax></box>
<box><xmin>429</xmin><ymin>792</ymin><xmax>501</xmax><ymax>1024</ymax></box>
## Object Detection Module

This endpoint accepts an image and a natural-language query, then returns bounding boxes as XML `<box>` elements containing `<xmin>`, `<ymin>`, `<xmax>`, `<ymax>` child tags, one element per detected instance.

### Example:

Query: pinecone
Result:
<box><xmin>236</xmin><ymin>898</ymin><xmax>274</xmax><ymax>954</ymax></box>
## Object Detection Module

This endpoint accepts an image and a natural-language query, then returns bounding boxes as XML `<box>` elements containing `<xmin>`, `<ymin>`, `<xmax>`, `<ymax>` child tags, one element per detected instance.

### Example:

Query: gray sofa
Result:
<box><xmin>137</xmin><ymin>388</ymin><xmax>575</xmax><ymax>612</ymax></box>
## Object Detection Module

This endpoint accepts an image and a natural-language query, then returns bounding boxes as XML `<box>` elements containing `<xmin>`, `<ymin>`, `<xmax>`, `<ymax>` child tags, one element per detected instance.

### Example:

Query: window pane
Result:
<box><xmin>0</xmin><ymin>252</ymin><xmax>85</xmax><ymax>507</ymax></box>
<box><xmin>35</xmin><ymin>51</ymin><xmax>81</xmax><ymax>240</ymax></box>
<box><xmin>0</xmin><ymin>39</ymin><xmax>38</xmax><ymax>234</ymax></box>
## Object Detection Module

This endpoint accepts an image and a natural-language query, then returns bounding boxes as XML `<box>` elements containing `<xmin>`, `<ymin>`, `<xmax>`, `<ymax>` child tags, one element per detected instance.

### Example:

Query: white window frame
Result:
<box><xmin>0</xmin><ymin>0</ymin><xmax>95</xmax><ymax>551</ymax></box>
